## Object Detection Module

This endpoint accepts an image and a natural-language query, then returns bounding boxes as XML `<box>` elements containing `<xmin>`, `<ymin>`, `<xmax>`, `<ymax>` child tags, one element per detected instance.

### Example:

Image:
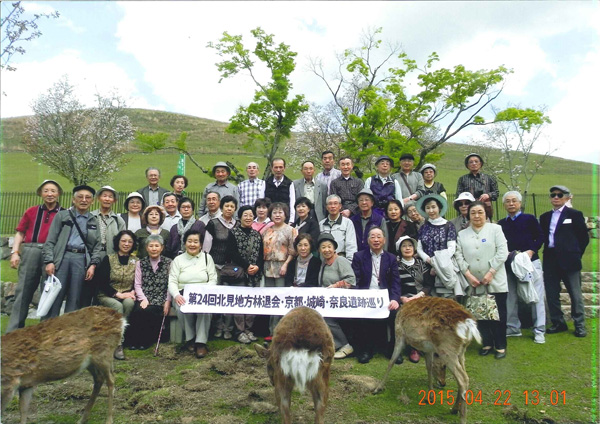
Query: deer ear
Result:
<box><xmin>254</xmin><ymin>343</ymin><xmax>269</xmax><ymax>359</ymax></box>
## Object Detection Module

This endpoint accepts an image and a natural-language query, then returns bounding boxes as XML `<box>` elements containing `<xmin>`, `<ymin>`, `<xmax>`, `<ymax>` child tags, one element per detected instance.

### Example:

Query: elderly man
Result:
<box><xmin>199</xmin><ymin>191</ymin><xmax>223</xmax><ymax>225</ymax></box>
<box><xmin>319</xmin><ymin>194</ymin><xmax>357</xmax><ymax>262</ymax></box>
<box><xmin>456</xmin><ymin>153</ymin><xmax>499</xmax><ymax>219</ymax></box>
<box><xmin>351</xmin><ymin>188</ymin><xmax>389</xmax><ymax>252</ymax></box>
<box><xmin>316</xmin><ymin>150</ymin><xmax>342</xmax><ymax>194</ymax></box>
<box><xmin>419</xmin><ymin>163</ymin><xmax>447</xmax><ymax>199</ymax></box>
<box><xmin>351</xmin><ymin>227</ymin><xmax>401</xmax><ymax>363</ymax></box>
<box><xmin>540</xmin><ymin>185</ymin><xmax>589</xmax><ymax>337</ymax></box>
<box><xmin>392</xmin><ymin>153</ymin><xmax>425</xmax><ymax>204</ymax></box>
<box><xmin>330</xmin><ymin>156</ymin><xmax>364</xmax><ymax>218</ymax></box>
<box><xmin>137</xmin><ymin>167</ymin><xmax>169</xmax><ymax>206</ymax></box>
<box><xmin>198</xmin><ymin>162</ymin><xmax>239</xmax><ymax>216</ymax></box>
<box><xmin>293</xmin><ymin>160</ymin><xmax>328</xmax><ymax>222</ymax></box>
<box><xmin>7</xmin><ymin>180</ymin><xmax>65</xmax><ymax>332</ymax></box>
<box><xmin>42</xmin><ymin>185</ymin><xmax>103</xmax><ymax>318</ymax></box>
<box><xmin>264</xmin><ymin>158</ymin><xmax>296</xmax><ymax>222</ymax></box>
<box><xmin>161</xmin><ymin>192</ymin><xmax>182</xmax><ymax>231</ymax></box>
<box><xmin>238</xmin><ymin>161</ymin><xmax>265</xmax><ymax>207</ymax></box>
<box><xmin>498</xmin><ymin>191</ymin><xmax>546</xmax><ymax>344</ymax></box>
<box><xmin>364</xmin><ymin>155</ymin><xmax>404</xmax><ymax>217</ymax></box>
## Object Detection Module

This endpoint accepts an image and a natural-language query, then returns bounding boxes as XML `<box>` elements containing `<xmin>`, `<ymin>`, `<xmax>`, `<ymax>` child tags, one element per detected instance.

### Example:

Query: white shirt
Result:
<box><xmin>549</xmin><ymin>205</ymin><xmax>565</xmax><ymax>248</ymax></box>
<box><xmin>370</xmin><ymin>250</ymin><xmax>383</xmax><ymax>290</ymax></box>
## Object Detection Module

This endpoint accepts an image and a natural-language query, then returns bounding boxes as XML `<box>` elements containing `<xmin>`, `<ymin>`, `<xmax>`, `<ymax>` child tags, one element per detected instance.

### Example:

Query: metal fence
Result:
<box><xmin>0</xmin><ymin>191</ymin><xmax>597</xmax><ymax>235</ymax></box>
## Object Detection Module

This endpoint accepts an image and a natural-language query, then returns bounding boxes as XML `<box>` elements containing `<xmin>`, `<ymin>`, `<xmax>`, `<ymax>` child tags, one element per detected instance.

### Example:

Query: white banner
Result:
<box><xmin>179</xmin><ymin>285</ymin><xmax>390</xmax><ymax>318</ymax></box>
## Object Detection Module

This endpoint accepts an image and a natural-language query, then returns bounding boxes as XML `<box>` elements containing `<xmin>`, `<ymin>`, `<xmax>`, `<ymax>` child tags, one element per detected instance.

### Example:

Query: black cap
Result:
<box><xmin>72</xmin><ymin>185</ymin><xmax>96</xmax><ymax>196</ymax></box>
<box><xmin>400</xmin><ymin>153</ymin><xmax>415</xmax><ymax>161</ymax></box>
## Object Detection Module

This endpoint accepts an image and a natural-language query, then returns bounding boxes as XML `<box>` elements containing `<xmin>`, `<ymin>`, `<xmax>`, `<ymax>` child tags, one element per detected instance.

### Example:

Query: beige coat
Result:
<box><xmin>455</xmin><ymin>223</ymin><xmax>508</xmax><ymax>294</ymax></box>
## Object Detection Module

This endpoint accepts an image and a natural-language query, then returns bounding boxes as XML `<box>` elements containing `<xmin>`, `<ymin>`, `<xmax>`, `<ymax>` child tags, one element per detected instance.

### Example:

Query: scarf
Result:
<box><xmin>177</xmin><ymin>217</ymin><xmax>196</xmax><ymax>248</ymax></box>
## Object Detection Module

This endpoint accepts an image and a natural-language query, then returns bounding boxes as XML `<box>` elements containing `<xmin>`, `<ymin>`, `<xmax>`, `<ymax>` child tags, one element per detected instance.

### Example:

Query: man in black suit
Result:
<box><xmin>540</xmin><ymin>185</ymin><xmax>589</xmax><ymax>337</ymax></box>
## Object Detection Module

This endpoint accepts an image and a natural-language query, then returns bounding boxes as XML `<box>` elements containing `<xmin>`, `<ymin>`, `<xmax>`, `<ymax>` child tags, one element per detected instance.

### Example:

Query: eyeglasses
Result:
<box><xmin>550</xmin><ymin>193</ymin><xmax>564</xmax><ymax>198</ymax></box>
<box><xmin>456</xmin><ymin>201</ymin><xmax>471</xmax><ymax>206</ymax></box>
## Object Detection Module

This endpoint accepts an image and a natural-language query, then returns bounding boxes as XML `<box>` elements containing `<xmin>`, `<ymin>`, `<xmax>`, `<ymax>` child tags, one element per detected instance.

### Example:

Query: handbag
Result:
<box><xmin>464</xmin><ymin>287</ymin><xmax>500</xmax><ymax>321</ymax></box>
<box><xmin>36</xmin><ymin>275</ymin><xmax>62</xmax><ymax>317</ymax></box>
<box><xmin>220</xmin><ymin>263</ymin><xmax>245</xmax><ymax>283</ymax></box>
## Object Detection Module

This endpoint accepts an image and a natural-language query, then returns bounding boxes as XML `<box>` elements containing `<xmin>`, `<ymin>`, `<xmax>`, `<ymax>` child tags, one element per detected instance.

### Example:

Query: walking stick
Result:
<box><xmin>154</xmin><ymin>314</ymin><xmax>168</xmax><ymax>357</ymax></box>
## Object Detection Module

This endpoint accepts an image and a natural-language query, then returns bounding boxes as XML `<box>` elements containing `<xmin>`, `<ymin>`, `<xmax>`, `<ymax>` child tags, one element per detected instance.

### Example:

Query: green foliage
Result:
<box><xmin>208</xmin><ymin>27</ymin><xmax>308</xmax><ymax>177</ymax></box>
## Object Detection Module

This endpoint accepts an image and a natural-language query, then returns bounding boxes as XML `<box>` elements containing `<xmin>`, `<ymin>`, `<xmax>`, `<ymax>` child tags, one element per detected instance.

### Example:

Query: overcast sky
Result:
<box><xmin>2</xmin><ymin>1</ymin><xmax>599</xmax><ymax>164</ymax></box>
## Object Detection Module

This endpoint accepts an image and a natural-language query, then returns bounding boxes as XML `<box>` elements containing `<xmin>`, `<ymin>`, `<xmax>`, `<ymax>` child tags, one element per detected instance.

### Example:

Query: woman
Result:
<box><xmin>135</xmin><ymin>205</ymin><xmax>170</xmax><ymax>259</ymax></box>
<box><xmin>170</xmin><ymin>174</ymin><xmax>189</xmax><ymax>200</ymax></box>
<box><xmin>128</xmin><ymin>234</ymin><xmax>172</xmax><ymax>350</ymax></box>
<box><xmin>285</xmin><ymin>233</ymin><xmax>321</xmax><ymax>287</ymax></box>
<box><xmin>168</xmin><ymin>197</ymin><xmax>206</xmax><ymax>258</ymax></box>
<box><xmin>204</xmin><ymin>195</ymin><xmax>238</xmax><ymax>340</ymax></box>
<box><xmin>455</xmin><ymin>201</ymin><xmax>508</xmax><ymax>359</ymax></box>
<box><xmin>456</xmin><ymin>153</ymin><xmax>499</xmax><ymax>219</ymax></box>
<box><xmin>226</xmin><ymin>206</ymin><xmax>264</xmax><ymax>343</ymax></box>
<box><xmin>416</xmin><ymin>194</ymin><xmax>457</xmax><ymax>298</ymax></box>
<box><xmin>386</xmin><ymin>199</ymin><xmax>418</xmax><ymax>256</ymax></box>
<box><xmin>419</xmin><ymin>163</ymin><xmax>447</xmax><ymax>199</ymax></box>
<box><xmin>450</xmin><ymin>192</ymin><xmax>476</xmax><ymax>233</ymax></box>
<box><xmin>262</xmin><ymin>202</ymin><xmax>298</xmax><ymax>336</ymax></box>
<box><xmin>96</xmin><ymin>230</ymin><xmax>139</xmax><ymax>360</ymax></box>
<box><xmin>292</xmin><ymin>197</ymin><xmax>320</xmax><ymax>247</ymax></box>
<box><xmin>168</xmin><ymin>229</ymin><xmax>218</xmax><ymax>359</ymax></box>
<box><xmin>120</xmin><ymin>192</ymin><xmax>145</xmax><ymax>232</ymax></box>
<box><xmin>405</xmin><ymin>203</ymin><xmax>425</xmax><ymax>231</ymax></box>
<box><xmin>317</xmin><ymin>233</ymin><xmax>356</xmax><ymax>359</ymax></box>
<box><xmin>252</xmin><ymin>197</ymin><xmax>274</xmax><ymax>234</ymax></box>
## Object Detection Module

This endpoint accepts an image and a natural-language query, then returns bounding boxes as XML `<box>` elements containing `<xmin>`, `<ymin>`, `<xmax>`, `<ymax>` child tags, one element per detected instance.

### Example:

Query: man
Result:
<box><xmin>7</xmin><ymin>180</ymin><xmax>65</xmax><ymax>332</ymax></box>
<box><xmin>264</xmin><ymin>158</ymin><xmax>296</xmax><ymax>222</ymax></box>
<box><xmin>419</xmin><ymin>163</ymin><xmax>447</xmax><ymax>199</ymax></box>
<box><xmin>351</xmin><ymin>188</ymin><xmax>389</xmax><ymax>252</ymax></box>
<box><xmin>364</xmin><ymin>155</ymin><xmax>404</xmax><ymax>216</ymax></box>
<box><xmin>498</xmin><ymin>191</ymin><xmax>546</xmax><ymax>344</ymax></box>
<box><xmin>293</xmin><ymin>160</ymin><xmax>327</xmax><ymax>222</ymax></box>
<box><xmin>456</xmin><ymin>153</ymin><xmax>499</xmax><ymax>219</ymax></box>
<box><xmin>351</xmin><ymin>227</ymin><xmax>401</xmax><ymax>363</ymax></box>
<box><xmin>199</xmin><ymin>191</ymin><xmax>223</xmax><ymax>225</ymax></box>
<box><xmin>238</xmin><ymin>161</ymin><xmax>266</xmax><ymax>207</ymax></box>
<box><xmin>316</xmin><ymin>150</ymin><xmax>341</xmax><ymax>194</ymax></box>
<box><xmin>319</xmin><ymin>194</ymin><xmax>357</xmax><ymax>262</ymax></box>
<box><xmin>198</xmin><ymin>162</ymin><xmax>239</xmax><ymax>216</ymax></box>
<box><xmin>392</xmin><ymin>153</ymin><xmax>424</xmax><ymax>204</ymax></box>
<box><xmin>42</xmin><ymin>185</ymin><xmax>103</xmax><ymax>318</ymax></box>
<box><xmin>137</xmin><ymin>167</ymin><xmax>169</xmax><ymax>206</ymax></box>
<box><xmin>540</xmin><ymin>185</ymin><xmax>589</xmax><ymax>337</ymax></box>
<box><xmin>161</xmin><ymin>192</ymin><xmax>182</xmax><ymax>231</ymax></box>
<box><xmin>330</xmin><ymin>156</ymin><xmax>364</xmax><ymax>218</ymax></box>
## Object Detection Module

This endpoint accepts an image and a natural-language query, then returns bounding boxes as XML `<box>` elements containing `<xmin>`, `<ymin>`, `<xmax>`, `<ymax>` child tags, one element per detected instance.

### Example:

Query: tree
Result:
<box><xmin>1</xmin><ymin>1</ymin><xmax>59</xmax><ymax>71</ymax></box>
<box><xmin>207</xmin><ymin>27</ymin><xmax>308</xmax><ymax>177</ymax></box>
<box><xmin>310</xmin><ymin>27</ymin><xmax>544</xmax><ymax>174</ymax></box>
<box><xmin>24</xmin><ymin>76</ymin><xmax>134</xmax><ymax>185</ymax></box>
<box><xmin>468</xmin><ymin>105</ymin><xmax>554</xmax><ymax>196</ymax></box>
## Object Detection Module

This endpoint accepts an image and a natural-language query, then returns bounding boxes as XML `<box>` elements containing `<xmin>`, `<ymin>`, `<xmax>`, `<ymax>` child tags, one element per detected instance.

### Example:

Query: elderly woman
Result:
<box><xmin>168</xmin><ymin>197</ymin><xmax>206</xmax><ymax>258</ymax></box>
<box><xmin>225</xmin><ymin>205</ymin><xmax>264</xmax><ymax>344</ymax></box>
<box><xmin>317</xmin><ymin>233</ymin><xmax>356</xmax><ymax>360</ymax></box>
<box><xmin>450</xmin><ymin>192</ymin><xmax>476</xmax><ymax>233</ymax></box>
<box><xmin>96</xmin><ymin>230</ymin><xmax>139</xmax><ymax>360</ymax></box>
<box><xmin>120</xmin><ymin>192</ymin><xmax>145</xmax><ymax>232</ymax></box>
<box><xmin>170</xmin><ymin>174</ymin><xmax>188</xmax><ymax>201</ymax></box>
<box><xmin>386</xmin><ymin>199</ymin><xmax>418</xmax><ymax>256</ymax></box>
<box><xmin>405</xmin><ymin>203</ymin><xmax>425</xmax><ymax>231</ymax></box>
<box><xmin>135</xmin><ymin>205</ymin><xmax>171</xmax><ymax>259</ymax></box>
<box><xmin>128</xmin><ymin>234</ymin><xmax>172</xmax><ymax>350</ymax></box>
<box><xmin>285</xmin><ymin>233</ymin><xmax>321</xmax><ymax>287</ymax></box>
<box><xmin>168</xmin><ymin>229</ymin><xmax>218</xmax><ymax>359</ymax></box>
<box><xmin>456</xmin><ymin>153</ymin><xmax>499</xmax><ymax>219</ymax></box>
<box><xmin>455</xmin><ymin>201</ymin><xmax>509</xmax><ymax>359</ymax></box>
<box><xmin>252</xmin><ymin>197</ymin><xmax>274</xmax><ymax>234</ymax></box>
<box><xmin>292</xmin><ymin>197</ymin><xmax>320</xmax><ymax>247</ymax></box>
<box><xmin>419</xmin><ymin>163</ymin><xmax>447</xmax><ymax>199</ymax></box>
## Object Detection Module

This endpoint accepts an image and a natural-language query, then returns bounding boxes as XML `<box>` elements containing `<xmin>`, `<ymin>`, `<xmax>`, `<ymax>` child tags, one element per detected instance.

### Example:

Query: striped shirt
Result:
<box><xmin>16</xmin><ymin>204</ymin><xmax>64</xmax><ymax>244</ymax></box>
<box><xmin>238</xmin><ymin>178</ymin><xmax>266</xmax><ymax>207</ymax></box>
<box><xmin>455</xmin><ymin>172</ymin><xmax>499</xmax><ymax>201</ymax></box>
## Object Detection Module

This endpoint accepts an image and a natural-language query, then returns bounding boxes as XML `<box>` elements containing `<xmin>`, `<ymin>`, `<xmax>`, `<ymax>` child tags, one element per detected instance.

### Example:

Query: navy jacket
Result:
<box><xmin>540</xmin><ymin>207</ymin><xmax>589</xmax><ymax>271</ymax></box>
<box><xmin>351</xmin><ymin>249</ymin><xmax>401</xmax><ymax>302</ymax></box>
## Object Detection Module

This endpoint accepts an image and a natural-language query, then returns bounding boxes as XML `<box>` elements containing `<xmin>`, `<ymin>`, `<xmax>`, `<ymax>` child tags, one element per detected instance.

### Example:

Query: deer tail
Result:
<box><xmin>456</xmin><ymin>318</ymin><xmax>482</xmax><ymax>345</ymax></box>
<box><xmin>280</xmin><ymin>349</ymin><xmax>322</xmax><ymax>393</ymax></box>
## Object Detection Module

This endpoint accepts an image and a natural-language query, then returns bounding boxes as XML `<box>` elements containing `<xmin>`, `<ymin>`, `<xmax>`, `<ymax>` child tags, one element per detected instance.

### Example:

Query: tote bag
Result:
<box><xmin>36</xmin><ymin>275</ymin><xmax>62</xmax><ymax>317</ymax></box>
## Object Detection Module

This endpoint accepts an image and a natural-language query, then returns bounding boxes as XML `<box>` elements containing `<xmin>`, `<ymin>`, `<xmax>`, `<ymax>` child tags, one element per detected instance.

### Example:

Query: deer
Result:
<box><xmin>1</xmin><ymin>306</ymin><xmax>126</xmax><ymax>424</ymax></box>
<box><xmin>373</xmin><ymin>296</ymin><xmax>481</xmax><ymax>424</ymax></box>
<box><xmin>254</xmin><ymin>306</ymin><xmax>334</xmax><ymax>424</ymax></box>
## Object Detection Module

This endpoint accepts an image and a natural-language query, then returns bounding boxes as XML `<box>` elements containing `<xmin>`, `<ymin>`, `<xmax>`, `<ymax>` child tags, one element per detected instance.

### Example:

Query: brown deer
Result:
<box><xmin>373</xmin><ymin>297</ymin><xmax>481</xmax><ymax>424</ymax></box>
<box><xmin>1</xmin><ymin>306</ymin><xmax>126</xmax><ymax>424</ymax></box>
<box><xmin>254</xmin><ymin>306</ymin><xmax>334</xmax><ymax>424</ymax></box>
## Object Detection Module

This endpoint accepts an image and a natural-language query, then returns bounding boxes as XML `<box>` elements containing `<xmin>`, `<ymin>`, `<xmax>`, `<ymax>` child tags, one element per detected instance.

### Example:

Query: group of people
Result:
<box><xmin>8</xmin><ymin>151</ymin><xmax>589</xmax><ymax>364</ymax></box>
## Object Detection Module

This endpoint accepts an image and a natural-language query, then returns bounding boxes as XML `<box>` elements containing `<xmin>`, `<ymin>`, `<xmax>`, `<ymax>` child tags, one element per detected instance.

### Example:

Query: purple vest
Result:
<box><xmin>351</xmin><ymin>211</ymin><xmax>386</xmax><ymax>252</ymax></box>
<box><xmin>370</xmin><ymin>176</ymin><xmax>396</xmax><ymax>213</ymax></box>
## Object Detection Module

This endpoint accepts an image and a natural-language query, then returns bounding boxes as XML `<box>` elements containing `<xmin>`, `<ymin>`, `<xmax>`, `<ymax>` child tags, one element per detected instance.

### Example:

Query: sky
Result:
<box><xmin>2</xmin><ymin>1</ymin><xmax>599</xmax><ymax>164</ymax></box>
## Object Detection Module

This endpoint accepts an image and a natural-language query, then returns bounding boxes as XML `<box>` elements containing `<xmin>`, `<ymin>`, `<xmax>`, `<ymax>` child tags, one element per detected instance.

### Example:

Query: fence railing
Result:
<box><xmin>0</xmin><ymin>191</ymin><xmax>597</xmax><ymax>235</ymax></box>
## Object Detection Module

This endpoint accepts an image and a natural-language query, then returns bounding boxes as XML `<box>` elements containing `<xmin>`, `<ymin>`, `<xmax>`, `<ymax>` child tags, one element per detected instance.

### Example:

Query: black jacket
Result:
<box><xmin>285</xmin><ymin>256</ymin><xmax>322</xmax><ymax>287</ymax></box>
<box><xmin>540</xmin><ymin>207</ymin><xmax>589</xmax><ymax>271</ymax></box>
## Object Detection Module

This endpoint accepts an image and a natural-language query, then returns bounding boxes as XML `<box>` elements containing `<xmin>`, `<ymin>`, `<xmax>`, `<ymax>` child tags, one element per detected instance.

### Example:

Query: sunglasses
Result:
<box><xmin>550</xmin><ymin>192</ymin><xmax>564</xmax><ymax>198</ymax></box>
<box><xmin>456</xmin><ymin>201</ymin><xmax>471</xmax><ymax>206</ymax></box>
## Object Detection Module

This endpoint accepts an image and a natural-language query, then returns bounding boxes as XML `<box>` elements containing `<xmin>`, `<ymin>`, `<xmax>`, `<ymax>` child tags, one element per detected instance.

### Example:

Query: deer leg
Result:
<box><xmin>309</xmin><ymin>377</ymin><xmax>328</xmax><ymax>424</ymax></box>
<box><xmin>18</xmin><ymin>387</ymin><xmax>33</xmax><ymax>424</ymax></box>
<box><xmin>444</xmin><ymin>355</ymin><xmax>469</xmax><ymax>424</ymax></box>
<box><xmin>79</xmin><ymin>366</ymin><xmax>103</xmax><ymax>424</ymax></box>
<box><xmin>373</xmin><ymin>335</ymin><xmax>405</xmax><ymax>394</ymax></box>
<box><xmin>424</xmin><ymin>351</ymin><xmax>436</xmax><ymax>390</ymax></box>
<box><xmin>1</xmin><ymin>386</ymin><xmax>17</xmax><ymax>414</ymax></box>
<box><xmin>104</xmin><ymin>366</ymin><xmax>115</xmax><ymax>424</ymax></box>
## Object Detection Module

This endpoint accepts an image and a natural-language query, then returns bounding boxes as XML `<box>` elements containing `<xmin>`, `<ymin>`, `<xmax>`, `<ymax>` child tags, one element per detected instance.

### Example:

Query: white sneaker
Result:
<box><xmin>245</xmin><ymin>331</ymin><xmax>257</xmax><ymax>341</ymax></box>
<box><xmin>534</xmin><ymin>333</ymin><xmax>545</xmax><ymax>344</ymax></box>
<box><xmin>224</xmin><ymin>331</ymin><xmax>232</xmax><ymax>340</ymax></box>
<box><xmin>214</xmin><ymin>329</ymin><xmax>223</xmax><ymax>338</ymax></box>
<box><xmin>333</xmin><ymin>344</ymin><xmax>354</xmax><ymax>359</ymax></box>
<box><xmin>238</xmin><ymin>332</ymin><xmax>251</xmax><ymax>344</ymax></box>
<box><xmin>506</xmin><ymin>329</ymin><xmax>522</xmax><ymax>337</ymax></box>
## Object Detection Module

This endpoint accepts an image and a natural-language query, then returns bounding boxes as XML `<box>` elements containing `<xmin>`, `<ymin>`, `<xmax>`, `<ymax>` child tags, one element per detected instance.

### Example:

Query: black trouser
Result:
<box><xmin>126</xmin><ymin>303</ymin><xmax>168</xmax><ymax>347</ymax></box>
<box><xmin>354</xmin><ymin>309</ymin><xmax>398</xmax><ymax>355</ymax></box>
<box><xmin>477</xmin><ymin>292</ymin><xmax>507</xmax><ymax>350</ymax></box>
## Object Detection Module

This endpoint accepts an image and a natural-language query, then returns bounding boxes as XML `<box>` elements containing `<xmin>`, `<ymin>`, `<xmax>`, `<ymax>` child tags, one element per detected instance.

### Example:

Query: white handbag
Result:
<box><xmin>36</xmin><ymin>275</ymin><xmax>62</xmax><ymax>317</ymax></box>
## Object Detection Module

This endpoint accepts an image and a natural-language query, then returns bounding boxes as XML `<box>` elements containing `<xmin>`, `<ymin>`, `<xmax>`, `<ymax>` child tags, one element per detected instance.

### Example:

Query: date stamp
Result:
<box><xmin>418</xmin><ymin>389</ymin><xmax>567</xmax><ymax>406</ymax></box>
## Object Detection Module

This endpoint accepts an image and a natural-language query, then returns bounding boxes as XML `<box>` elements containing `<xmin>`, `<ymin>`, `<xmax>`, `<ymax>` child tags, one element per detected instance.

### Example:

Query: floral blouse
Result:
<box><xmin>262</xmin><ymin>224</ymin><xmax>298</xmax><ymax>278</ymax></box>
